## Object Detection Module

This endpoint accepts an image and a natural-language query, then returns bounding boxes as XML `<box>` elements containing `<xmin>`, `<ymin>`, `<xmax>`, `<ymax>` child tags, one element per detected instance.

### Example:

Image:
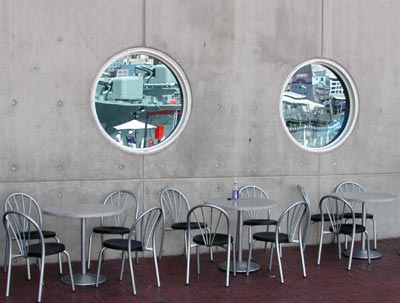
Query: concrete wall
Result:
<box><xmin>1</xmin><ymin>0</ymin><xmax>400</xmax><ymax>261</ymax></box>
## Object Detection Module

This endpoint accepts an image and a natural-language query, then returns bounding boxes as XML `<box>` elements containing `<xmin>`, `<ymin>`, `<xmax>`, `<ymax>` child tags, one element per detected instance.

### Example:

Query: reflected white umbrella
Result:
<box><xmin>113</xmin><ymin>119</ymin><xmax>156</xmax><ymax>130</ymax></box>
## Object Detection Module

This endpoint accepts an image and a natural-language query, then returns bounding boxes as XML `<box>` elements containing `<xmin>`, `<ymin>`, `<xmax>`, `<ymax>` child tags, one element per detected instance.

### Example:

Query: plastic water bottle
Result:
<box><xmin>232</xmin><ymin>179</ymin><xmax>240</xmax><ymax>200</ymax></box>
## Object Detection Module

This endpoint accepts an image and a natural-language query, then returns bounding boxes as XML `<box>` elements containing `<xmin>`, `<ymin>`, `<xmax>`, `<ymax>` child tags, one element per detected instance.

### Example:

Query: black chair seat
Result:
<box><xmin>27</xmin><ymin>242</ymin><xmax>66</xmax><ymax>257</ymax></box>
<box><xmin>171</xmin><ymin>222</ymin><xmax>206</xmax><ymax>230</ymax></box>
<box><xmin>311</xmin><ymin>213</ymin><xmax>342</xmax><ymax>222</ymax></box>
<box><xmin>92</xmin><ymin>226</ymin><xmax>130</xmax><ymax>235</ymax></box>
<box><xmin>103</xmin><ymin>238</ymin><xmax>142</xmax><ymax>251</ymax></box>
<box><xmin>193</xmin><ymin>233</ymin><xmax>232</xmax><ymax>247</ymax></box>
<box><xmin>252</xmin><ymin>231</ymin><xmax>289</xmax><ymax>243</ymax></box>
<box><xmin>330</xmin><ymin>223</ymin><xmax>366</xmax><ymax>235</ymax></box>
<box><xmin>343</xmin><ymin>212</ymin><xmax>374</xmax><ymax>219</ymax></box>
<box><xmin>243</xmin><ymin>219</ymin><xmax>277</xmax><ymax>226</ymax></box>
<box><xmin>20</xmin><ymin>230</ymin><xmax>57</xmax><ymax>239</ymax></box>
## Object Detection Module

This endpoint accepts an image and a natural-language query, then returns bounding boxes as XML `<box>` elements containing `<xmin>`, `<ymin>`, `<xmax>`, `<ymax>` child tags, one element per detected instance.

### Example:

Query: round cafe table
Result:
<box><xmin>207</xmin><ymin>197</ymin><xmax>277</xmax><ymax>273</ymax></box>
<box><xmin>334</xmin><ymin>191</ymin><xmax>397</xmax><ymax>260</ymax></box>
<box><xmin>42</xmin><ymin>203</ymin><xmax>124</xmax><ymax>286</ymax></box>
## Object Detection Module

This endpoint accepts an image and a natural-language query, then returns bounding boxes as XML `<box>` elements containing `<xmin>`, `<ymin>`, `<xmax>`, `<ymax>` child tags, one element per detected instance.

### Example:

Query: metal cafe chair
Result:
<box><xmin>239</xmin><ymin>185</ymin><xmax>278</xmax><ymax>250</ymax></box>
<box><xmin>186</xmin><ymin>204</ymin><xmax>236</xmax><ymax>287</ymax></box>
<box><xmin>3</xmin><ymin>192</ymin><xmax>62</xmax><ymax>275</ymax></box>
<box><xmin>335</xmin><ymin>181</ymin><xmax>377</xmax><ymax>249</ymax></box>
<box><xmin>246</xmin><ymin>200</ymin><xmax>309</xmax><ymax>284</ymax></box>
<box><xmin>317</xmin><ymin>194</ymin><xmax>371</xmax><ymax>270</ymax></box>
<box><xmin>87</xmin><ymin>190</ymin><xmax>140</xmax><ymax>270</ymax></box>
<box><xmin>96</xmin><ymin>207</ymin><xmax>162</xmax><ymax>295</ymax></box>
<box><xmin>3</xmin><ymin>210</ymin><xmax>75</xmax><ymax>303</ymax></box>
<box><xmin>159</xmin><ymin>188</ymin><xmax>206</xmax><ymax>260</ymax></box>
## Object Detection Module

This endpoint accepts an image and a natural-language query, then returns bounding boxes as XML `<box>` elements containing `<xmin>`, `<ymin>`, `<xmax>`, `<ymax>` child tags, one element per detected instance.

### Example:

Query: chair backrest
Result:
<box><xmin>276</xmin><ymin>200</ymin><xmax>309</xmax><ymax>245</ymax></box>
<box><xmin>239</xmin><ymin>185</ymin><xmax>270</xmax><ymax>219</ymax></box>
<box><xmin>4</xmin><ymin>193</ymin><xmax>43</xmax><ymax>228</ymax></box>
<box><xmin>335</xmin><ymin>181</ymin><xmax>365</xmax><ymax>193</ymax></box>
<box><xmin>334</xmin><ymin>182</ymin><xmax>365</xmax><ymax>211</ymax></box>
<box><xmin>129</xmin><ymin>207</ymin><xmax>162</xmax><ymax>252</ymax></box>
<box><xmin>187</xmin><ymin>204</ymin><xmax>231</xmax><ymax>247</ymax></box>
<box><xmin>160</xmin><ymin>188</ymin><xmax>190</xmax><ymax>225</ymax></box>
<box><xmin>101</xmin><ymin>190</ymin><xmax>140</xmax><ymax>227</ymax></box>
<box><xmin>319</xmin><ymin>194</ymin><xmax>355</xmax><ymax>234</ymax></box>
<box><xmin>3</xmin><ymin>210</ymin><xmax>45</xmax><ymax>259</ymax></box>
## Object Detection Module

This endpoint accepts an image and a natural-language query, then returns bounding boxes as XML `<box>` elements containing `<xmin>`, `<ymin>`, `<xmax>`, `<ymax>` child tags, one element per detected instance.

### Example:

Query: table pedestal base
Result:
<box><xmin>344</xmin><ymin>249</ymin><xmax>382</xmax><ymax>260</ymax></box>
<box><xmin>218</xmin><ymin>261</ymin><xmax>260</xmax><ymax>273</ymax></box>
<box><xmin>61</xmin><ymin>273</ymin><xmax>106</xmax><ymax>286</ymax></box>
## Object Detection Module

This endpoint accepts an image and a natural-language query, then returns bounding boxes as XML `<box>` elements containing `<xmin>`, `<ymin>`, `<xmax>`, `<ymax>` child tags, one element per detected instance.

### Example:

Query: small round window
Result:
<box><xmin>91</xmin><ymin>47</ymin><xmax>192</xmax><ymax>154</ymax></box>
<box><xmin>280</xmin><ymin>59</ymin><xmax>358</xmax><ymax>152</ymax></box>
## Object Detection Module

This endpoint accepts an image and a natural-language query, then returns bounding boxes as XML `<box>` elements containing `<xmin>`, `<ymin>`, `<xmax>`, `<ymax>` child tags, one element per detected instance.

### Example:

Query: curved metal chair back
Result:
<box><xmin>296</xmin><ymin>185</ymin><xmax>312</xmax><ymax>250</ymax></box>
<box><xmin>239</xmin><ymin>185</ymin><xmax>270</xmax><ymax>219</ymax></box>
<box><xmin>130</xmin><ymin>207</ymin><xmax>162</xmax><ymax>252</ymax></box>
<box><xmin>160</xmin><ymin>188</ymin><xmax>190</xmax><ymax>225</ymax></box>
<box><xmin>4</xmin><ymin>193</ymin><xmax>43</xmax><ymax>227</ymax></box>
<box><xmin>335</xmin><ymin>181</ymin><xmax>365</xmax><ymax>193</ymax></box>
<box><xmin>277</xmin><ymin>200</ymin><xmax>309</xmax><ymax>244</ymax></box>
<box><xmin>101</xmin><ymin>190</ymin><xmax>140</xmax><ymax>228</ymax></box>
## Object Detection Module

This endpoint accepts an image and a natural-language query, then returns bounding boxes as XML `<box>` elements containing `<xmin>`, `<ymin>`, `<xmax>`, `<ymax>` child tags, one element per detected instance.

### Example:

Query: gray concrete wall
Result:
<box><xmin>1</xmin><ymin>0</ymin><xmax>400</xmax><ymax>261</ymax></box>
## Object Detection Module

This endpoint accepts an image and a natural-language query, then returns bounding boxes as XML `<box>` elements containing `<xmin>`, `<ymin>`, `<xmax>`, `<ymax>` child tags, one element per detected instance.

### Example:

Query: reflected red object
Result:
<box><xmin>155</xmin><ymin>125</ymin><xmax>165</xmax><ymax>140</ymax></box>
<box><xmin>148</xmin><ymin>138</ymin><xmax>154</xmax><ymax>147</ymax></box>
<box><xmin>169</xmin><ymin>99</ymin><xmax>177</xmax><ymax>104</ymax></box>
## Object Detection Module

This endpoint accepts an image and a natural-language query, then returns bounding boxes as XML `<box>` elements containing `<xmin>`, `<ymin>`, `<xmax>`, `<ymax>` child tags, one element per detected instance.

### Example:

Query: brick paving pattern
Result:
<box><xmin>2</xmin><ymin>238</ymin><xmax>400</xmax><ymax>302</ymax></box>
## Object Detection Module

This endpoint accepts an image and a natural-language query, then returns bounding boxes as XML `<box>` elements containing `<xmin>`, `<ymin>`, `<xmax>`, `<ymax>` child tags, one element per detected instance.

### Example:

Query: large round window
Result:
<box><xmin>91</xmin><ymin>47</ymin><xmax>192</xmax><ymax>154</ymax></box>
<box><xmin>280</xmin><ymin>59</ymin><xmax>358</xmax><ymax>152</ymax></box>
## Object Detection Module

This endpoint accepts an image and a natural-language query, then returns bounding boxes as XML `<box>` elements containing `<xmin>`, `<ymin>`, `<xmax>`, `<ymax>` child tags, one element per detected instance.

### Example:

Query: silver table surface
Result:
<box><xmin>42</xmin><ymin>203</ymin><xmax>124</xmax><ymax>286</ymax></box>
<box><xmin>333</xmin><ymin>192</ymin><xmax>398</xmax><ymax>260</ymax></box>
<box><xmin>207</xmin><ymin>197</ymin><xmax>278</xmax><ymax>273</ymax></box>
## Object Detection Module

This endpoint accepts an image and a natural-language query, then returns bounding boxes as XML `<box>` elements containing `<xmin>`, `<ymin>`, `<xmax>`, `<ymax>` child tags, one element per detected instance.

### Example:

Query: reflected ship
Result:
<box><xmin>94</xmin><ymin>54</ymin><xmax>183</xmax><ymax>148</ymax></box>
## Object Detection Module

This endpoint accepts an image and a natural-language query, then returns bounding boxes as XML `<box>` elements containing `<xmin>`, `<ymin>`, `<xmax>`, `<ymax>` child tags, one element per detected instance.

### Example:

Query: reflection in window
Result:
<box><xmin>282</xmin><ymin>63</ymin><xmax>350</xmax><ymax>149</ymax></box>
<box><xmin>94</xmin><ymin>51</ymin><xmax>184</xmax><ymax>150</ymax></box>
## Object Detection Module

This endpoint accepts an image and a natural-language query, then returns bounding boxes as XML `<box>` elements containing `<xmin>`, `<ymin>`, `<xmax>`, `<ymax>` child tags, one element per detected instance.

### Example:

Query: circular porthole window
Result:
<box><xmin>280</xmin><ymin>59</ymin><xmax>359</xmax><ymax>152</ymax></box>
<box><xmin>91</xmin><ymin>47</ymin><xmax>192</xmax><ymax>154</ymax></box>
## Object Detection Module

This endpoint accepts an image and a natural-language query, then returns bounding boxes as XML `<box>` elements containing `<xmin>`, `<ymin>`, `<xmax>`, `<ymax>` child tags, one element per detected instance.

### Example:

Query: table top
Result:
<box><xmin>42</xmin><ymin>203</ymin><xmax>124</xmax><ymax>219</ymax></box>
<box><xmin>334</xmin><ymin>191</ymin><xmax>398</xmax><ymax>203</ymax></box>
<box><xmin>207</xmin><ymin>197</ymin><xmax>277</xmax><ymax>211</ymax></box>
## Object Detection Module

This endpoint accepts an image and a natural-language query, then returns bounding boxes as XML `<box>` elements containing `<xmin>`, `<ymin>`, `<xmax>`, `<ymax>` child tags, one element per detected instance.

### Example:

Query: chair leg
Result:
<box><xmin>337</xmin><ymin>234</ymin><xmax>342</xmax><ymax>260</ymax></box>
<box><xmin>27</xmin><ymin>258</ymin><xmax>31</xmax><ymax>280</ymax></box>
<box><xmin>6</xmin><ymin>252</ymin><xmax>12</xmax><ymax>297</ymax></box>
<box><xmin>196</xmin><ymin>247</ymin><xmax>200</xmax><ymax>275</ymax></box>
<box><xmin>54</xmin><ymin>236</ymin><xmax>63</xmax><ymax>275</ymax></box>
<box><xmin>246</xmin><ymin>240</ymin><xmax>255</xmax><ymax>276</ymax></box>
<box><xmin>317</xmin><ymin>228</ymin><xmax>324</xmax><ymax>266</ymax></box>
<box><xmin>87</xmin><ymin>232</ymin><xmax>95</xmax><ymax>270</ymax></box>
<box><xmin>185</xmin><ymin>238</ymin><xmax>191</xmax><ymax>285</ymax></box>
<box><xmin>153</xmin><ymin>247</ymin><xmax>161</xmax><ymax>288</ymax></box>
<box><xmin>347</xmin><ymin>234</ymin><xmax>356</xmax><ymax>271</ymax></box>
<box><xmin>232</xmin><ymin>241</ymin><xmax>236</xmax><ymax>277</ymax></box>
<box><xmin>63</xmin><ymin>251</ymin><xmax>75</xmax><ymax>292</ymax></box>
<box><xmin>119</xmin><ymin>251</ymin><xmax>126</xmax><ymax>281</ymax></box>
<box><xmin>37</xmin><ymin>256</ymin><xmax>45</xmax><ymax>303</ymax></box>
<box><xmin>269</xmin><ymin>243</ymin><xmax>274</xmax><ymax>271</ymax></box>
<box><xmin>371</xmin><ymin>218</ymin><xmax>377</xmax><ymax>250</ymax></box>
<box><xmin>95</xmin><ymin>247</ymin><xmax>106</xmax><ymax>288</ymax></box>
<box><xmin>225</xmin><ymin>243</ymin><xmax>231</xmax><ymax>287</ymax></box>
<box><xmin>299</xmin><ymin>238</ymin><xmax>307</xmax><ymax>278</ymax></box>
<box><xmin>128</xmin><ymin>251</ymin><xmax>137</xmax><ymax>295</ymax></box>
<box><xmin>276</xmin><ymin>240</ymin><xmax>284</xmax><ymax>284</ymax></box>
<box><xmin>3</xmin><ymin>236</ymin><xmax>8</xmax><ymax>273</ymax></box>
<box><xmin>158</xmin><ymin>226</ymin><xmax>166</xmax><ymax>260</ymax></box>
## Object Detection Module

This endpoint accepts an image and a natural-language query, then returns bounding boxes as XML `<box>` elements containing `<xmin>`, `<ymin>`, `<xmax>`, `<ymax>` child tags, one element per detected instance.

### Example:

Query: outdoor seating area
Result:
<box><xmin>1</xmin><ymin>182</ymin><xmax>399</xmax><ymax>302</ymax></box>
